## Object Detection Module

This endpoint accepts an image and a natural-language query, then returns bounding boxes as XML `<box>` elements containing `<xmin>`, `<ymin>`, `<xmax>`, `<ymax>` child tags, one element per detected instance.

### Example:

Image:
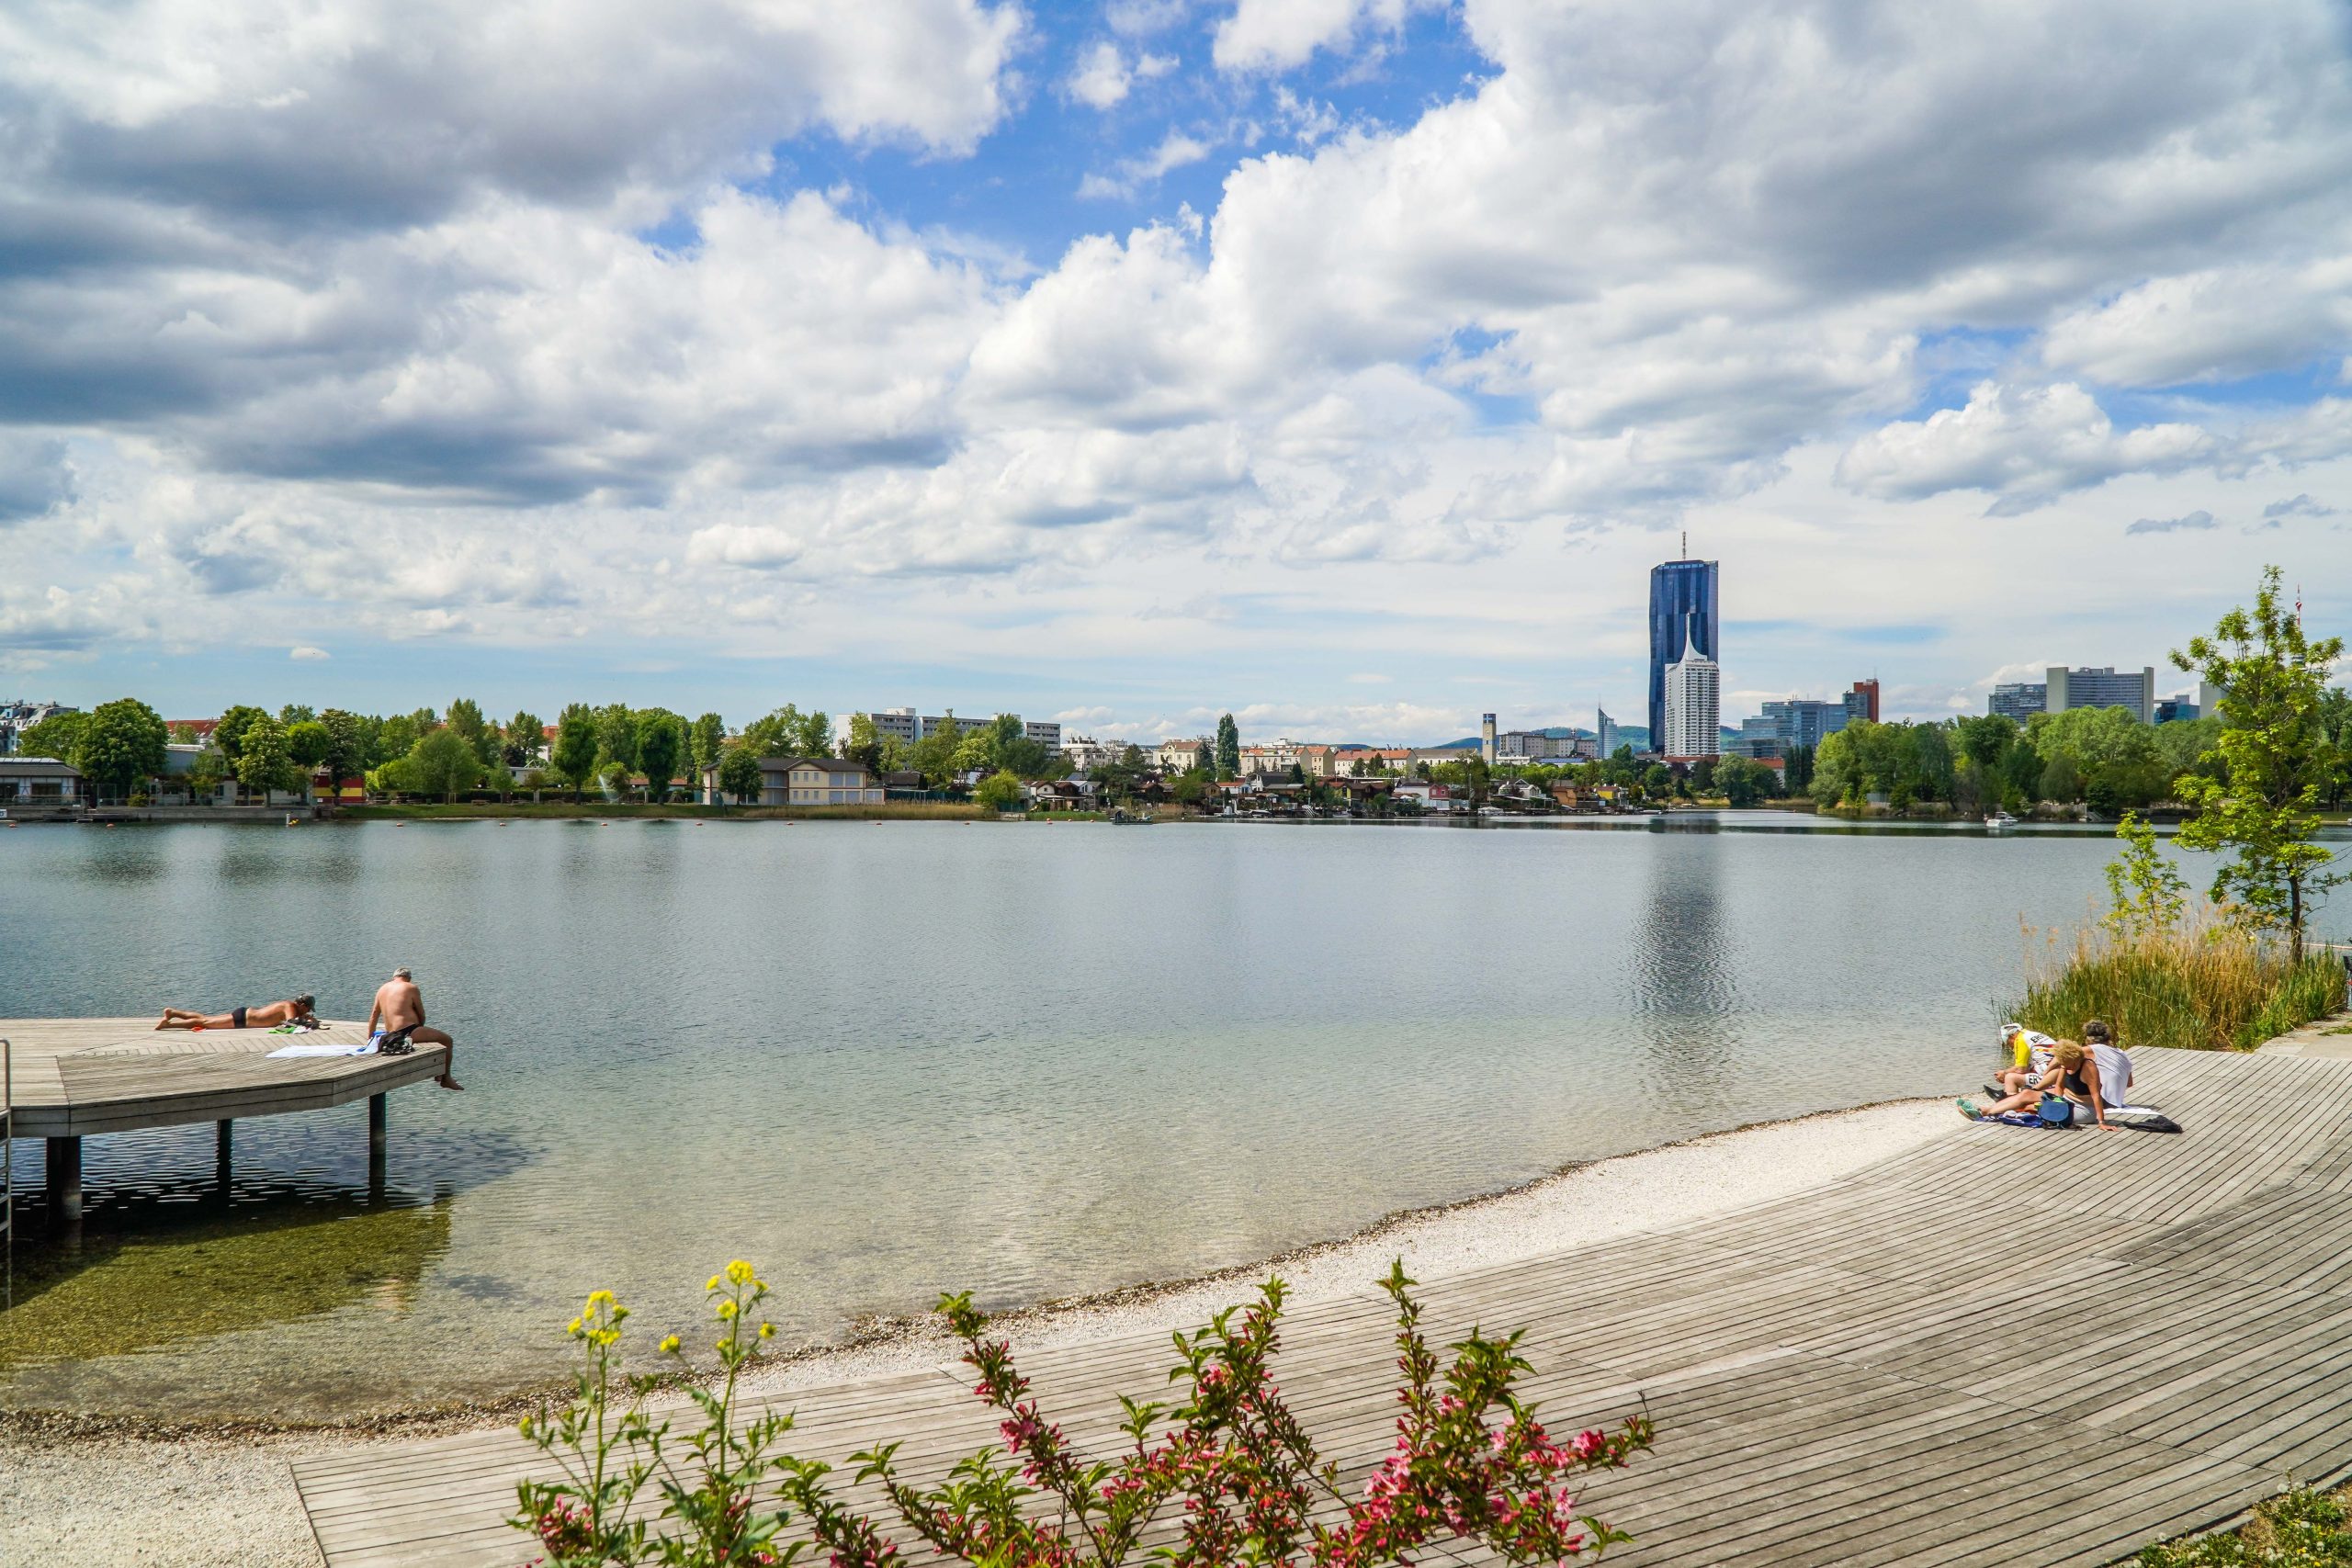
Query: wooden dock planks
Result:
<box><xmin>290</xmin><ymin>1044</ymin><xmax>2352</xmax><ymax>1566</ymax></box>
<box><xmin>0</xmin><ymin>1015</ymin><xmax>447</xmax><ymax>1139</ymax></box>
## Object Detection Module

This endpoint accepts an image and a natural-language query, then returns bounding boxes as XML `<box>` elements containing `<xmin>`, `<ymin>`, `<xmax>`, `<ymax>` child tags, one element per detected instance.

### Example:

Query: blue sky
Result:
<box><xmin>3</xmin><ymin>0</ymin><xmax>2350</xmax><ymax>742</ymax></box>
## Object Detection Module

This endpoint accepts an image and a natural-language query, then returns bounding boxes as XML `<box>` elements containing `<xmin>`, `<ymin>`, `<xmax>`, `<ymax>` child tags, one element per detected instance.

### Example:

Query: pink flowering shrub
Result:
<box><xmin>514</xmin><ymin>1260</ymin><xmax>1650</xmax><ymax>1568</ymax></box>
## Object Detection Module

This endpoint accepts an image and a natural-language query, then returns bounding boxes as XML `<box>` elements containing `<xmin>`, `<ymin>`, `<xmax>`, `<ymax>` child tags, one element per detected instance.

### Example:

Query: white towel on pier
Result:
<box><xmin>266</xmin><ymin>1042</ymin><xmax>375</xmax><ymax>1058</ymax></box>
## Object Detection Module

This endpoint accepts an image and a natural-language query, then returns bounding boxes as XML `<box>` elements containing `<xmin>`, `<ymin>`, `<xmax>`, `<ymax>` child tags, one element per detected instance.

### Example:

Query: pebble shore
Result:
<box><xmin>0</xmin><ymin>1098</ymin><xmax>1951</xmax><ymax>1567</ymax></box>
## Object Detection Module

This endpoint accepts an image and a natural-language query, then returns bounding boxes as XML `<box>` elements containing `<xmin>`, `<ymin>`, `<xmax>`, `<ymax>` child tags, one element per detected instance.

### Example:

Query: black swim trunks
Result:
<box><xmin>373</xmin><ymin>1027</ymin><xmax>414</xmax><ymax>1055</ymax></box>
<box><xmin>232</xmin><ymin>1005</ymin><xmax>248</xmax><ymax>1029</ymax></box>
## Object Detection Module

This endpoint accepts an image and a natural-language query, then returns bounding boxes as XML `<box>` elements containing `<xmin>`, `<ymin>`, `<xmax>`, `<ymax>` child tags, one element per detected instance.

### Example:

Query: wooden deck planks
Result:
<box><xmin>0</xmin><ymin>1015</ymin><xmax>447</xmax><ymax>1139</ymax></box>
<box><xmin>293</xmin><ymin>1044</ymin><xmax>2352</xmax><ymax>1566</ymax></box>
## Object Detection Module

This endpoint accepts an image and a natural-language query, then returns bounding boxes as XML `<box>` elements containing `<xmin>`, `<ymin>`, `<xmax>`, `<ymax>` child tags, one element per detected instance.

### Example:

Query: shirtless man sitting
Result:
<box><xmin>158</xmin><ymin>995</ymin><xmax>318</xmax><ymax>1031</ymax></box>
<box><xmin>368</xmin><ymin>966</ymin><xmax>464</xmax><ymax>1090</ymax></box>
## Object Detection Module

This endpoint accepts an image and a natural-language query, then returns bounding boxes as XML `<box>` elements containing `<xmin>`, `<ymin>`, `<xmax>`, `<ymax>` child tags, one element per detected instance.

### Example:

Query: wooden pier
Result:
<box><xmin>0</xmin><ymin>1016</ymin><xmax>448</xmax><ymax>1224</ymax></box>
<box><xmin>288</xmin><ymin>1043</ymin><xmax>2352</xmax><ymax>1567</ymax></box>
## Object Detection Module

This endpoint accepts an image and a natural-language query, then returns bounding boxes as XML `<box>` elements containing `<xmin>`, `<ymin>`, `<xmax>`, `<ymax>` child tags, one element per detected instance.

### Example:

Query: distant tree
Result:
<box><xmin>1216</xmin><ymin>714</ymin><xmax>1241</xmax><ymax>780</ymax></box>
<box><xmin>740</xmin><ymin>704</ymin><xmax>831</xmax><ymax>758</ymax></box>
<box><xmin>285</xmin><ymin>719</ymin><xmax>331</xmax><ymax>769</ymax></box>
<box><xmin>594</xmin><ymin>703</ymin><xmax>639</xmax><ymax>773</ymax></box>
<box><xmin>974</xmin><ymin>769</ymin><xmax>1026</xmax><ymax>811</ymax></box>
<box><xmin>277</xmin><ymin>703</ymin><xmax>317</xmax><ymax>725</ymax></box>
<box><xmin>214</xmin><ymin>705</ymin><xmax>269</xmax><ymax>766</ymax></box>
<box><xmin>375</xmin><ymin>712</ymin><xmax>424</xmax><ymax>767</ymax></box>
<box><xmin>688</xmin><ymin>713</ymin><xmax>727</xmax><ymax>775</ymax></box>
<box><xmin>2030</xmin><ymin>706</ymin><xmax>2165</xmax><ymax>808</ymax></box>
<box><xmin>407</xmin><ymin>728</ymin><xmax>482</xmax><ymax>803</ymax></box>
<box><xmin>1691</xmin><ymin>758</ymin><xmax>1718</xmax><ymax>795</ymax></box>
<box><xmin>718</xmin><ymin>744</ymin><xmax>763</xmax><ymax>805</ymax></box>
<box><xmin>188</xmin><ymin>746</ymin><xmax>231</xmax><ymax>803</ymax></box>
<box><xmin>17</xmin><ymin>710</ymin><xmax>87</xmax><ymax>761</ymax></box>
<box><xmin>2002</xmin><ymin>734</ymin><xmax>2044</xmax><ymax>806</ymax></box>
<box><xmin>951</xmin><ymin>729</ymin><xmax>998</xmax><ymax>775</ymax></box>
<box><xmin>318</xmin><ymin>709</ymin><xmax>368</xmax><ymax>781</ymax></box>
<box><xmin>233</xmin><ymin>714</ymin><xmax>302</xmax><ymax>798</ymax></box>
<box><xmin>504</xmin><ymin>711</ymin><xmax>548</xmax><ymax>770</ymax></box>
<box><xmin>2154</xmin><ymin>716</ymin><xmax>2224</xmax><ymax>794</ymax></box>
<box><xmin>841</xmin><ymin>712</ymin><xmax>886</xmax><ymax>775</ymax></box>
<box><xmin>2040</xmin><ymin>751</ymin><xmax>2084</xmax><ymax>804</ymax></box>
<box><xmin>1092</xmin><ymin>744</ymin><xmax>1146</xmax><ymax>803</ymax></box>
<box><xmin>1716</xmin><ymin>755</ymin><xmax>1771</xmax><ymax>807</ymax></box>
<box><xmin>635</xmin><ymin>710</ymin><xmax>686</xmax><ymax>803</ymax></box>
<box><xmin>73</xmin><ymin>698</ymin><xmax>167</xmax><ymax>801</ymax></box>
<box><xmin>2172</xmin><ymin>564</ymin><xmax>2346</xmax><ymax>962</ymax></box>
<box><xmin>444</xmin><ymin>697</ymin><xmax>497</xmax><ymax>770</ymax></box>
<box><xmin>1170</xmin><ymin>769</ymin><xmax>1210</xmax><ymax>808</ymax></box>
<box><xmin>552</xmin><ymin>704</ymin><xmax>600</xmax><ymax>801</ymax></box>
<box><xmin>909</xmin><ymin>717</ymin><xmax>964</xmax><ymax>787</ymax></box>
<box><xmin>1194</xmin><ymin>740</ymin><xmax>1214</xmax><ymax>774</ymax></box>
<box><xmin>1641</xmin><ymin>763</ymin><xmax>1671</xmax><ymax>797</ymax></box>
<box><xmin>166</xmin><ymin>720</ymin><xmax>202</xmax><ymax>745</ymax></box>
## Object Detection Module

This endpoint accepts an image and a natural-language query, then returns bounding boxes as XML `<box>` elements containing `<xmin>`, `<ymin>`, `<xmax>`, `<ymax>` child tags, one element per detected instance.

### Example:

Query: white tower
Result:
<box><xmin>1662</xmin><ymin>615</ymin><xmax>1721</xmax><ymax>759</ymax></box>
<box><xmin>1480</xmin><ymin>713</ymin><xmax>1497</xmax><ymax>766</ymax></box>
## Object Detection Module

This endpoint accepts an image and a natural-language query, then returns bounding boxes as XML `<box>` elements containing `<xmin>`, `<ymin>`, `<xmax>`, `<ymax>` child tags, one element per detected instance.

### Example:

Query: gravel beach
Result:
<box><xmin>0</xmin><ymin>1098</ymin><xmax>1952</xmax><ymax>1568</ymax></box>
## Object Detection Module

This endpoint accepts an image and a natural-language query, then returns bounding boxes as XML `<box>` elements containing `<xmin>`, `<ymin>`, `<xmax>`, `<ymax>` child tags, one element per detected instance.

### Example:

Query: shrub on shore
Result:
<box><xmin>514</xmin><ymin>1260</ymin><xmax>1651</xmax><ymax>1568</ymax></box>
<box><xmin>2014</xmin><ymin>916</ymin><xmax>2346</xmax><ymax>1052</ymax></box>
<box><xmin>2138</xmin><ymin>1482</ymin><xmax>2352</xmax><ymax>1564</ymax></box>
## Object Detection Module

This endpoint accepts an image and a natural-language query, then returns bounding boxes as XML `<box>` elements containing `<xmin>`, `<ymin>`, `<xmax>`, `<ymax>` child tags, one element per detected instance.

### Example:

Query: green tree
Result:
<box><xmin>594</xmin><ymin>703</ymin><xmax>639</xmax><ymax>773</ymax></box>
<box><xmin>1216</xmin><ymin>714</ymin><xmax>1241</xmax><ymax>780</ymax></box>
<box><xmin>2030</xmin><ymin>705</ymin><xmax>2165</xmax><ymax>808</ymax></box>
<box><xmin>2102</xmin><ymin>810</ymin><xmax>2188</xmax><ymax>941</ymax></box>
<box><xmin>285</xmin><ymin>719</ymin><xmax>332</xmax><ymax>769</ymax></box>
<box><xmin>718</xmin><ymin>744</ymin><xmax>763</xmax><ymax>805</ymax></box>
<box><xmin>1170</xmin><ymin>768</ymin><xmax>1210</xmax><ymax>809</ymax></box>
<box><xmin>2172</xmin><ymin>565</ymin><xmax>2346</xmax><ymax>961</ymax></box>
<box><xmin>277</xmin><ymin>703</ymin><xmax>317</xmax><ymax>725</ymax></box>
<box><xmin>688</xmin><ymin>713</ymin><xmax>728</xmax><ymax>776</ymax></box>
<box><xmin>504</xmin><ymin>711</ymin><xmax>548</xmax><ymax>770</ymax></box>
<box><xmin>1093</xmin><ymin>744</ymin><xmax>1146</xmax><ymax>803</ymax></box>
<box><xmin>974</xmin><ymin>769</ymin><xmax>1026</xmax><ymax>811</ymax></box>
<box><xmin>635</xmin><ymin>710</ymin><xmax>686</xmax><ymax>803</ymax></box>
<box><xmin>188</xmin><ymin>746</ymin><xmax>231</xmax><ymax>804</ymax></box>
<box><xmin>407</xmin><ymin>728</ymin><xmax>482</xmax><ymax>803</ymax></box>
<box><xmin>1716</xmin><ymin>755</ymin><xmax>1772</xmax><ymax>807</ymax></box>
<box><xmin>375</xmin><ymin>712</ymin><xmax>424</xmax><ymax>767</ymax></box>
<box><xmin>553</xmin><ymin>704</ymin><xmax>600</xmax><ymax>800</ymax></box>
<box><xmin>233</xmin><ymin>714</ymin><xmax>301</xmax><ymax>798</ymax></box>
<box><xmin>16</xmin><ymin>710</ymin><xmax>86</xmax><ymax>761</ymax></box>
<box><xmin>72</xmin><ymin>698</ymin><xmax>168</xmax><ymax>801</ymax></box>
<box><xmin>910</xmin><ymin>717</ymin><xmax>964</xmax><ymax>787</ymax></box>
<box><xmin>446</xmin><ymin>697</ymin><xmax>493</xmax><ymax>763</ymax></box>
<box><xmin>214</xmin><ymin>704</ymin><xmax>269</xmax><ymax>767</ymax></box>
<box><xmin>318</xmin><ymin>709</ymin><xmax>368</xmax><ymax>781</ymax></box>
<box><xmin>951</xmin><ymin>728</ymin><xmax>998</xmax><ymax>775</ymax></box>
<box><xmin>2002</xmin><ymin>734</ymin><xmax>2043</xmax><ymax>806</ymax></box>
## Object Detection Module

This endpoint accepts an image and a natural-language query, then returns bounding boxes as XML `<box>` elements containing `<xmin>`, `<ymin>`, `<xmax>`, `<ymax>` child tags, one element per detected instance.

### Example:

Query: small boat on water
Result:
<box><xmin>1984</xmin><ymin>810</ymin><xmax>2018</xmax><ymax>829</ymax></box>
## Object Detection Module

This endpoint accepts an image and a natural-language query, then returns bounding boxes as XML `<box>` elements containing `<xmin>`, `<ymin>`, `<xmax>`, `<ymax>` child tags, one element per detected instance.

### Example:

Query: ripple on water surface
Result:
<box><xmin>0</xmin><ymin>817</ymin><xmax>2199</xmax><ymax>1418</ymax></box>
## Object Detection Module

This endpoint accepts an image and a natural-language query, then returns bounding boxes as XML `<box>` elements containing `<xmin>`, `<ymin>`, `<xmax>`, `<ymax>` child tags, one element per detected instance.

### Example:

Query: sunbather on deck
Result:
<box><xmin>1962</xmin><ymin>1038</ymin><xmax>2121</xmax><ymax>1131</ymax></box>
<box><xmin>157</xmin><ymin>995</ymin><xmax>318</xmax><ymax>1031</ymax></box>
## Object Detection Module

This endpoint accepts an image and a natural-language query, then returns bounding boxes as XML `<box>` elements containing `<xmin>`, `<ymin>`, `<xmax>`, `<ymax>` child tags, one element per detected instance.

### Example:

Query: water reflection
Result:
<box><xmin>1632</xmin><ymin>837</ymin><xmax>1739</xmax><ymax>1088</ymax></box>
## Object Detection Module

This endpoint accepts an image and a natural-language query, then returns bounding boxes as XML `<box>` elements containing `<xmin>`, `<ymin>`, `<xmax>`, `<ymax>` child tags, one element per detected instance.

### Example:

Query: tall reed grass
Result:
<box><xmin>2013</xmin><ymin>907</ymin><xmax>2346</xmax><ymax>1052</ymax></box>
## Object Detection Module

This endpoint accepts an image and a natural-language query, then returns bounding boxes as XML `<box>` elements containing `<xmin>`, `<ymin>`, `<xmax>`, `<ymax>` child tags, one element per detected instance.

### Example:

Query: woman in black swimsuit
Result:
<box><xmin>157</xmin><ymin>995</ymin><xmax>317</xmax><ymax>1031</ymax></box>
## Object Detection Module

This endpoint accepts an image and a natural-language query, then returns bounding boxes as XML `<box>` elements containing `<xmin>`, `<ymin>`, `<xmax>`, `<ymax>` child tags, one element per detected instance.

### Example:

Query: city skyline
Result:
<box><xmin>4</xmin><ymin>3</ymin><xmax>2346</xmax><ymax>739</ymax></box>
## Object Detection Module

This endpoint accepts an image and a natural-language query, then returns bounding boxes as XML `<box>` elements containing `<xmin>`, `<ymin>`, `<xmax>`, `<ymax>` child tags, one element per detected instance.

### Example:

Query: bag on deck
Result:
<box><xmin>2035</xmin><ymin>1095</ymin><xmax>2075</xmax><ymax>1127</ymax></box>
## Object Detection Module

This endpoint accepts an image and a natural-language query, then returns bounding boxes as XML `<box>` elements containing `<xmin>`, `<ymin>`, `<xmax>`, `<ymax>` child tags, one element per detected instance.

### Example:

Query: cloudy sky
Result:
<box><xmin>5</xmin><ymin>0</ymin><xmax>2350</xmax><ymax>742</ymax></box>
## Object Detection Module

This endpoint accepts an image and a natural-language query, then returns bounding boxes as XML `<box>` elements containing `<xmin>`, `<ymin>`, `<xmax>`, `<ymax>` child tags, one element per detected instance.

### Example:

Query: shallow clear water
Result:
<box><xmin>0</xmin><ymin>817</ymin><xmax>2255</xmax><ymax>1417</ymax></box>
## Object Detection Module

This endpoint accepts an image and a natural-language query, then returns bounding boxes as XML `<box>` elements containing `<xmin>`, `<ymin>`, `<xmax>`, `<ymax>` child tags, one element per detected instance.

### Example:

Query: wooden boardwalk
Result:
<box><xmin>1</xmin><ymin>1016</ymin><xmax>448</xmax><ymax>1220</ymax></box>
<box><xmin>295</xmin><ymin>1046</ymin><xmax>2352</xmax><ymax>1567</ymax></box>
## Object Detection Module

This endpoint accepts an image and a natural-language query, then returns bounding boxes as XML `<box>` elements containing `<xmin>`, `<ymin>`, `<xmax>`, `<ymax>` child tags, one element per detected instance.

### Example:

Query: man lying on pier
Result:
<box><xmin>368</xmin><ymin>965</ymin><xmax>464</xmax><ymax>1091</ymax></box>
<box><xmin>157</xmin><ymin>995</ymin><xmax>318</xmax><ymax>1031</ymax></box>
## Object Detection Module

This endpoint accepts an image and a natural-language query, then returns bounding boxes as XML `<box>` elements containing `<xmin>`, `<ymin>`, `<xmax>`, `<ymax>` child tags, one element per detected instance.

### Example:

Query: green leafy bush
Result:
<box><xmin>2140</xmin><ymin>1483</ymin><xmax>2352</xmax><ymax>1565</ymax></box>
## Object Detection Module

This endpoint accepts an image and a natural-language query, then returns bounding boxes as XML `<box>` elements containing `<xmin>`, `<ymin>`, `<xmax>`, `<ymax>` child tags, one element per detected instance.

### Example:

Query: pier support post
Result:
<box><xmin>44</xmin><ymin>1135</ymin><xmax>82</xmax><ymax>1227</ymax></box>
<box><xmin>215</xmin><ymin>1119</ymin><xmax>232</xmax><ymax>1193</ymax></box>
<box><xmin>368</xmin><ymin>1092</ymin><xmax>387</xmax><ymax>1195</ymax></box>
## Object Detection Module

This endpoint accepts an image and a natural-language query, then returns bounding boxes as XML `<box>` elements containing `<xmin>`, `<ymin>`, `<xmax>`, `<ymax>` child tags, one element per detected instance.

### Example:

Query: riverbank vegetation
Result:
<box><xmin>342</xmin><ymin>800</ymin><xmax>987</xmax><ymax>821</ymax></box>
<box><xmin>2138</xmin><ymin>1483</ymin><xmax>2352</xmax><ymax>1565</ymax></box>
<box><xmin>514</xmin><ymin>1261</ymin><xmax>1650</xmax><ymax>1568</ymax></box>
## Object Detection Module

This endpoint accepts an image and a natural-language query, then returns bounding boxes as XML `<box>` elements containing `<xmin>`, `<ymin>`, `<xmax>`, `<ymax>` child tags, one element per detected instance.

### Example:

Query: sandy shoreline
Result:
<box><xmin>0</xmin><ymin>1097</ymin><xmax>1953</xmax><ymax>1567</ymax></box>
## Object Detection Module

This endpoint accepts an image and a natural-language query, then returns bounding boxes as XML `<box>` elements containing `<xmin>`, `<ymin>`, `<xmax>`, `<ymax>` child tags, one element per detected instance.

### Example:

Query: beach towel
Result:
<box><xmin>266</xmin><ymin>1042</ymin><xmax>377</xmax><ymax>1058</ymax></box>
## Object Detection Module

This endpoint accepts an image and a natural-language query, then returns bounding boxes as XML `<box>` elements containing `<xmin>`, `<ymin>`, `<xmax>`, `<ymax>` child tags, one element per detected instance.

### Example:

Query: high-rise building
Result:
<box><xmin>1988</xmin><ymin>683</ymin><xmax>2047</xmax><ymax>724</ymax></box>
<box><xmin>1661</xmin><ymin>617</ymin><xmax>1722</xmax><ymax>758</ymax></box>
<box><xmin>1648</xmin><ymin>555</ymin><xmax>1719</xmax><ymax>749</ymax></box>
<box><xmin>2045</xmin><ymin>666</ymin><xmax>2154</xmax><ymax>726</ymax></box>
<box><xmin>1597</xmin><ymin>707</ymin><xmax>1619</xmax><ymax>760</ymax></box>
<box><xmin>1846</xmin><ymin>680</ymin><xmax>1880</xmax><ymax>724</ymax></box>
<box><xmin>861</xmin><ymin>708</ymin><xmax>1059</xmax><ymax>749</ymax></box>
<box><xmin>0</xmin><ymin>699</ymin><xmax>74</xmax><ymax>755</ymax></box>
<box><xmin>2154</xmin><ymin>694</ymin><xmax>2200</xmax><ymax>725</ymax></box>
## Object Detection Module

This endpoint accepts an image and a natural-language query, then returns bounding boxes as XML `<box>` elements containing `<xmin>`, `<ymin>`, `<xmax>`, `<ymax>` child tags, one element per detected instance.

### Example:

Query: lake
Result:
<box><xmin>0</xmin><ymin>816</ymin><xmax>2250</xmax><ymax>1417</ymax></box>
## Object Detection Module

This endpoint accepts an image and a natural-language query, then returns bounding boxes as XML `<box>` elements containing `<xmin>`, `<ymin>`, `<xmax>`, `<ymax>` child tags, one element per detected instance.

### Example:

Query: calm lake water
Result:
<box><xmin>0</xmin><ymin>817</ymin><xmax>2285</xmax><ymax>1418</ymax></box>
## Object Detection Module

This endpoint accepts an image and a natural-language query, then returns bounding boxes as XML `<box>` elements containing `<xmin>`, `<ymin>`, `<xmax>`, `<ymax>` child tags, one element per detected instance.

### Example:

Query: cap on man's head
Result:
<box><xmin>394</xmin><ymin>966</ymin><xmax>413</xmax><ymax>980</ymax></box>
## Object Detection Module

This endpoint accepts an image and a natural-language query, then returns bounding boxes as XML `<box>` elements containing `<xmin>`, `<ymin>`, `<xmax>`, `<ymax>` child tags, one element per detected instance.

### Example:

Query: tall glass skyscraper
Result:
<box><xmin>1648</xmin><ymin>557</ymin><xmax>1719</xmax><ymax>749</ymax></box>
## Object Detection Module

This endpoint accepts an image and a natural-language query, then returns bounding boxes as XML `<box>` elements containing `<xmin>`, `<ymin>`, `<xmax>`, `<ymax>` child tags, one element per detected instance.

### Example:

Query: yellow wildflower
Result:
<box><xmin>660</xmin><ymin>1335</ymin><xmax>682</xmax><ymax>1355</ymax></box>
<box><xmin>725</xmin><ymin>1259</ymin><xmax>755</xmax><ymax>1286</ymax></box>
<box><xmin>759</xmin><ymin>1323</ymin><xmax>775</xmax><ymax>1339</ymax></box>
<box><xmin>586</xmin><ymin>1290</ymin><xmax>616</xmax><ymax>1311</ymax></box>
<box><xmin>567</xmin><ymin>1317</ymin><xmax>584</xmax><ymax>1337</ymax></box>
<box><xmin>717</xmin><ymin>1299</ymin><xmax>739</xmax><ymax>1321</ymax></box>
<box><xmin>706</xmin><ymin>1274</ymin><xmax>723</xmax><ymax>1292</ymax></box>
